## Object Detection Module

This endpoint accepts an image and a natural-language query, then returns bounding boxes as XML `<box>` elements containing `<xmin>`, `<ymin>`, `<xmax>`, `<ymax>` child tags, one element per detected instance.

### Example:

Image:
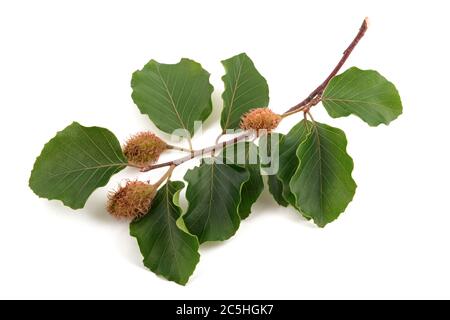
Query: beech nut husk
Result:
<box><xmin>107</xmin><ymin>181</ymin><xmax>156</xmax><ymax>219</ymax></box>
<box><xmin>123</xmin><ymin>132</ymin><xmax>167</xmax><ymax>167</ymax></box>
<box><xmin>240</xmin><ymin>108</ymin><xmax>282</xmax><ymax>133</ymax></box>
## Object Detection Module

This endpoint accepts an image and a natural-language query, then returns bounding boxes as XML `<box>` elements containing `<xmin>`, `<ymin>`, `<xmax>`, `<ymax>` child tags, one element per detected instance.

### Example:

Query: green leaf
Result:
<box><xmin>277</xmin><ymin>121</ymin><xmax>310</xmax><ymax>210</ymax></box>
<box><xmin>29</xmin><ymin>122</ymin><xmax>127</xmax><ymax>209</ymax></box>
<box><xmin>184</xmin><ymin>160</ymin><xmax>250</xmax><ymax>243</ymax></box>
<box><xmin>290</xmin><ymin>121</ymin><xmax>357</xmax><ymax>227</ymax></box>
<box><xmin>131</xmin><ymin>58</ymin><xmax>213</xmax><ymax>136</ymax></box>
<box><xmin>267</xmin><ymin>175</ymin><xmax>289</xmax><ymax>207</ymax></box>
<box><xmin>220</xmin><ymin>53</ymin><xmax>269</xmax><ymax>130</ymax></box>
<box><xmin>258</xmin><ymin>133</ymin><xmax>288</xmax><ymax>207</ymax></box>
<box><xmin>322</xmin><ymin>67</ymin><xmax>402</xmax><ymax>126</ymax></box>
<box><xmin>130</xmin><ymin>181</ymin><xmax>199</xmax><ymax>286</ymax></box>
<box><xmin>220</xmin><ymin>142</ymin><xmax>264</xmax><ymax>219</ymax></box>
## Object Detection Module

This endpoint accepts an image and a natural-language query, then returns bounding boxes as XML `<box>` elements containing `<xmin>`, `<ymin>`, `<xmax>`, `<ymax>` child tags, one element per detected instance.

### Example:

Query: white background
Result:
<box><xmin>1</xmin><ymin>0</ymin><xmax>449</xmax><ymax>300</ymax></box>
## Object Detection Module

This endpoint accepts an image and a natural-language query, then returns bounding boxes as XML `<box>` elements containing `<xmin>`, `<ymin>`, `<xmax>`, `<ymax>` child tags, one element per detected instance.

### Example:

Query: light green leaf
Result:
<box><xmin>221</xmin><ymin>53</ymin><xmax>269</xmax><ymax>130</ymax></box>
<box><xmin>290</xmin><ymin>121</ymin><xmax>357</xmax><ymax>227</ymax></box>
<box><xmin>184</xmin><ymin>160</ymin><xmax>250</xmax><ymax>243</ymax></box>
<box><xmin>130</xmin><ymin>181</ymin><xmax>199</xmax><ymax>286</ymax></box>
<box><xmin>220</xmin><ymin>142</ymin><xmax>264</xmax><ymax>219</ymax></box>
<box><xmin>29</xmin><ymin>122</ymin><xmax>127</xmax><ymax>209</ymax></box>
<box><xmin>322</xmin><ymin>67</ymin><xmax>402</xmax><ymax>126</ymax></box>
<box><xmin>131</xmin><ymin>58</ymin><xmax>213</xmax><ymax>136</ymax></box>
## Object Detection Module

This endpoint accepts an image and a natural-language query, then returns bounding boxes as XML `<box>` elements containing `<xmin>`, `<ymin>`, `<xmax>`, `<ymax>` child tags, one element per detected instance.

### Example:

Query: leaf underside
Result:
<box><xmin>29</xmin><ymin>122</ymin><xmax>127</xmax><ymax>209</ymax></box>
<box><xmin>130</xmin><ymin>181</ymin><xmax>200</xmax><ymax>286</ymax></box>
<box><xmin>131</xmin><ymin>58</ymin><xmax>213</xmax><ymax>136</ymax></box>
<box><xmin>322</xmin><ymin>67</ymin><xmax>402</xmax><ymax>126</ymax></box>
<box><xmin>184</xmin><ymin>160</ymin><xmax>249</xmax><ymax>243</ymax></box>
<box><xmin>221</xmin><ymin>53</ymin><xmax>270</xmax><ymax>130</ymax></box>
<box><xmin>290</xmin><ymin>121</ymin><xmax>357</xmax><ymax>227</ymax></box>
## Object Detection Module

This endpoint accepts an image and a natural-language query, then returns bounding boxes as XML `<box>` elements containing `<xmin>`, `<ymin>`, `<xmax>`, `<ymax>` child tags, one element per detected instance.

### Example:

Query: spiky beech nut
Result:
<box><xmin>123</xmin><ymin>132</ymin><xmax>167</xmax><ymax>167</ymax></box>
<box><xmin>107</xmin><ymin>181</ymin><xmax>156</xmax><ymax>219</ymax></box>
<box><xmin>240</xmin><ymin>108</ymin><xmax>282</xmax><ymax>133</ymax></box>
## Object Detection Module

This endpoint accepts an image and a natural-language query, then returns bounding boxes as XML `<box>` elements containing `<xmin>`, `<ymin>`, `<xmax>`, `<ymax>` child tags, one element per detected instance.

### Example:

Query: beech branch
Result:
<box><xmin>152</xmin><ymin>164</ymin><xmax>176</xmax><ymax>187</ymax></box>
<box><xmin>141</xmin><ymin>131</ymin><xmax>254</xmax><ymax>172</ymax></box>
<box><xmin>139</xmin><ymin>18</ymin><xmax>369</xmax><ymax>172</ymax></box>
<box><xmin>284</xmin><ymin>17</ymin><xmax>369</xmax><ymax>114</ymax></box>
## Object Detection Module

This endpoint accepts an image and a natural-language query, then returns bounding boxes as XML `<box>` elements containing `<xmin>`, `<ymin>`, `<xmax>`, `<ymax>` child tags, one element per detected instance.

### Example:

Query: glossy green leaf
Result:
<box><xmin>322</xmin><ymin>67</ymin><xmax>402</xmax><ymax>126</ymax></box>
<box><xmin>220</xmin><ymin>142</ymin><xmax>264</xmax><ymax>219</ymax></box>
<box><xmin>184</xmin><ymin>160</ymin><xmax>249</xmax><ymax>243</ymax></box>
<box><xmin>221</xmin><ymin>53</ymin><xmax>269</xmax><ymax>130</ymax></box>
<box><xmin>131</xmin><ymin>58</ymin><xmax>213</xmax><ymax>136</ymax></box>
<box><xmin>130</xmin><ymin>181</ymin><xmax>199</xmax><ymax>286</ymax></box>
<box><xmin>29</xmin><ymin>122</ymin><xmax>127</xmax><ymax>209</ymax></box>
<box><xmin>290</xmin><ymin>121</ymin><xmax>357</xmax><ymax>227</ymax></box>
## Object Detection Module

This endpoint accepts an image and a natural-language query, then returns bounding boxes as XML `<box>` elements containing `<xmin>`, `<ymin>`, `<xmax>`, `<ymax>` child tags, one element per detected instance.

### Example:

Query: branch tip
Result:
<box><xmin>364</xmin><ymin>17</ymin><xmax>370</xmax><ymax>29</ymax></box>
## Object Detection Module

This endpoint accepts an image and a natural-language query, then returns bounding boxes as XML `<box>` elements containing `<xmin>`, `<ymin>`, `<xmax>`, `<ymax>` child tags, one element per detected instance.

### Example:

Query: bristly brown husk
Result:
<box><xmin>123</xmin><ymin>132</ymin><xmax>167</xmax><ymax>167</ymax></box>
<box><xmin>240</xmin><ymin>108</ymin><xmax>282</xmax><ymax>133</ymax></box>
<box><xmin>107</xmin><ymin>181</ymin><xmax>156</xmax><ymax>219</ymax></box>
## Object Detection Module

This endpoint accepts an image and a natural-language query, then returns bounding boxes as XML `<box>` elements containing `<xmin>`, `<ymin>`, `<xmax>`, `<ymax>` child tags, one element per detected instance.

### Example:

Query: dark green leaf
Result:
<box><xmin>221</xmin><ymin>53</ymin><xmax>269</xmax><ymax>130</ymax></box>
<box><xmin>322</xmin><ymin>67</ymin><xmax>402</xmax><ymax>126</ymax></box>
<box><xmin>290</xmin><ymin>121</ymin><xmax>357</xmax><ymax>227</ymax></box>
<box><xmin>130</xmin><ymin>181</ymin><xmax>199</xmax><ymax>286</ymax></box>
<box><xmin>131</xmin><ymin>58</ymin><xmax>213</xmax><ymax>136</ymax></box>
<box><xmin>277</xmin><ymin>121</ymin><xmax>310</xmax><ymax>210</ymax></box>
<box><xmin>258</xmin><ymin>133</ymin><xmax>288</xmax><ymax>207</ymax></box>
<box><xmin>184</xmin><ymin>160</ymin><xmax>249</xmax><ymax>243</ymax></box>
<box><xmin>220</xmin><ymin>142</ymin><xmax>264</xmax><ymax>219</ymax></box>
<box><xmin>267</xmin><ymin>175</ymin><xmax>289</xmax><ymax>207</ymax></box>
<box><xmin>29</xmin><ymin>122</ymin><xmax>127</xmax><ymax>209</ymax></box>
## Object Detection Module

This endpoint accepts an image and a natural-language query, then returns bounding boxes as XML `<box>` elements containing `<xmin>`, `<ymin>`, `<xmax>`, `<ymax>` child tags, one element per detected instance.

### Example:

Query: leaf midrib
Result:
<box><xmin>48</xmin><ymin>163</ymin><xmax>127</xmax><ymax>178</ymax></box>
<box><xmin>223</xmin><ymin>61</ymin><xmax>244</xmax><ymax>129</ymax></box>
<box><xmin>155</xmin><ymin>64</ymin><xmax>188</xmax><ymax>132</ymax></box>
<box><xmin>323</xmin><ymin>97</ymin><xmax>395</xmax><ymax>109</ymax></box>
<box><xmin>312</xmin><ymin>124</ymin><xmax>324</xmax><ymax>215</ymax></box>
<box><xmin>164</xmin><ymin>184</ymin><xmax>182</xmax><ymax>281</ymax></box>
